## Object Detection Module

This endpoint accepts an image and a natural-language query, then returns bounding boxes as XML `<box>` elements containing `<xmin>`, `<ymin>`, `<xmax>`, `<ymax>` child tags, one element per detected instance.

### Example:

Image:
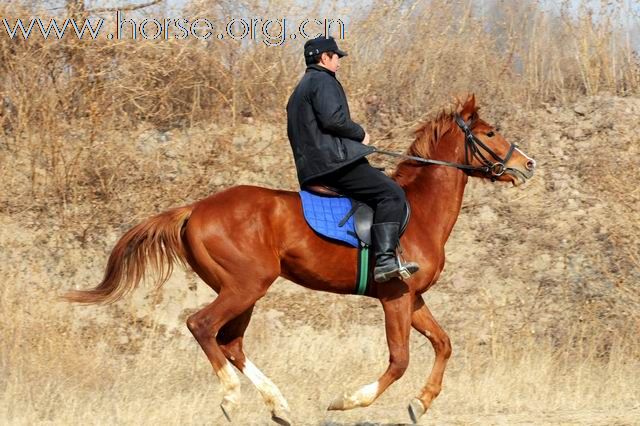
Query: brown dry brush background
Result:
<box><xmin>1</xmin><ymin>0</ymin><xmax>639</xmax><ymax>424</ymax></box>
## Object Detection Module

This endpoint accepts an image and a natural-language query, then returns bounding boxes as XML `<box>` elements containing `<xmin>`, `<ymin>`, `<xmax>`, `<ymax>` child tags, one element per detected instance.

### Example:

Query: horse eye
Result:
<box><xmin>486</xmin><ymin>131</ymin><xmax>495</xmax><ymax>137</ymax></box>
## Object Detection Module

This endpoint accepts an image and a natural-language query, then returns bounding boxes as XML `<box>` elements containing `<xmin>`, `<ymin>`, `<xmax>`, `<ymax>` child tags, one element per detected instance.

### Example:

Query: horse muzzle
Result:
<box><xmin>506</xmin><ymin>158</ymin><xmax>536</xmax><ymax>186</ymax></box>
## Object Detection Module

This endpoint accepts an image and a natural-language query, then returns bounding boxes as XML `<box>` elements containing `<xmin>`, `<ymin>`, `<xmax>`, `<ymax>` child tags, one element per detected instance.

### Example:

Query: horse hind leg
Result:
<box><xmin>184</xmin><ymin>252</ymin><xmax>282</xmax><ymax>422</ymax></box>
<box><xmin>217</xmin><ymin>306</ymin><xmax>292</xmax><ymax>426</ymax></box>
<box><xmin>186</xmin><ymin>291</ymin><xmax>254</xmax><ymax>420</ymax></box>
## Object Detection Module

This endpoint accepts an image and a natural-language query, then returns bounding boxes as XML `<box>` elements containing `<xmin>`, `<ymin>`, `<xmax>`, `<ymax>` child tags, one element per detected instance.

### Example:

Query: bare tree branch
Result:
<box><xmin>89</xmin><ymin>0</ymin><xmax>161</xmax><ymax>14</ymax></box>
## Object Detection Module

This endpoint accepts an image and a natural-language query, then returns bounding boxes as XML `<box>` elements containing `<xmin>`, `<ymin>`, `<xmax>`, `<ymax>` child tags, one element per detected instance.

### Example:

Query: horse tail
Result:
<box><xmin>64</xmin><ymin>205</ymin><xmax>193</xmax><ymax>304</ymax></box>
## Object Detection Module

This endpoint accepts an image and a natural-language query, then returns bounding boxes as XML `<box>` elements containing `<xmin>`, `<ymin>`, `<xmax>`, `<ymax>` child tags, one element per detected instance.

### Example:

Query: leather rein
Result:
<box><xmin>374</xmin><ymin>113</ymin><xmax>518</xmax><ymax>181</ymax></box>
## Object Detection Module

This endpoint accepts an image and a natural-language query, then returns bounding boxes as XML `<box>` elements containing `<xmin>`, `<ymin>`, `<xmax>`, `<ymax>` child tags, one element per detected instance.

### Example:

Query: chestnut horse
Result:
<box><xmin>65</xmin><ymin>95</ymin><xmax>535</xmax><ymax>424</ymax></box>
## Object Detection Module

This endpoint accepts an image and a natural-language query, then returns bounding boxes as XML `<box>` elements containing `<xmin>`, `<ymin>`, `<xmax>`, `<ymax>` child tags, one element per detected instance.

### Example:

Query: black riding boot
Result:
<box><xmin>372</xmin><ymin>222</ymin><xmax>420</xmax><ymax>283</ymax></box>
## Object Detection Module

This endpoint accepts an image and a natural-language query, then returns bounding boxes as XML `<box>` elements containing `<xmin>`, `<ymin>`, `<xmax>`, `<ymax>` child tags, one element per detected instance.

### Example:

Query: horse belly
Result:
<box><xmin>279</xmin><ymin>240</ymin><xmax>361</xmax><ymax>295</ymax></box>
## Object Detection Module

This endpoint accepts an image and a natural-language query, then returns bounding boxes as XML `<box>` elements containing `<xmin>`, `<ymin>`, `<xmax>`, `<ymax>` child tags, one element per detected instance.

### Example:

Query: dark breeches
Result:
<box><xmin>318</xmin><ymin>157</ymin><xmax>406</xmax><ymax>224</ymax></box>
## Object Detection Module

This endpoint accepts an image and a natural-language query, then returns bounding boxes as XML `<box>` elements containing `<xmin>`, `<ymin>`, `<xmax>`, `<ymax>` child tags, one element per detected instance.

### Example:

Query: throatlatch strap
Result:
<box><xmin>355</xmin><ymin>244</ymin><xmax>370</xmax><ymax>295</ymax></box>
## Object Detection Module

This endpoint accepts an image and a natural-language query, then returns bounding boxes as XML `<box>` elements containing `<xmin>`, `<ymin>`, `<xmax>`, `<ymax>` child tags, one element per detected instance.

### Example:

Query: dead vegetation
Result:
<box><xmin>0</xmin><ymin>0</ymin><xmax>639</xmax><ymax>424</ymax></box>
<box><xmin>1</xmin><ymin>0</ymin><xmax>640</xmax><ymax>217</ymax></box>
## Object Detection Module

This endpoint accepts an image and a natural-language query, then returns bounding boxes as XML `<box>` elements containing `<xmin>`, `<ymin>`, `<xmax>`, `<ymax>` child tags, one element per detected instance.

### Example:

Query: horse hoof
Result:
<box><xmin>271</xmin><ymin>409</ymin><xmax>292</xmax><ymax>426</ymax></box>
<box><xmin>408</xmin><ymin>398</ymin><xmax>425</xmax><ymax>424</ymax></box>
<box><xmin>219</xmin><ymin>399</ymin><xmax>237</xmax><ymax>422</ymax></box>
<box><xmin>327</xmin><ymin>395</ymin><xmax>346</xmax><ymax>411</ymax></box>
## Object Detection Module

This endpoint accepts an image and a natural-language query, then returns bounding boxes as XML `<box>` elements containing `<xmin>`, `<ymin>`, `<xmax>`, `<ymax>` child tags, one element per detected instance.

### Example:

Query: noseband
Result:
<box><xmin>375</xmin><ymin>113</ymin><xmax>518</xmax><ymax>181</ymax></box>
<box><xmin>453</xmin><ymin>114</ymin><xmax>518</xmax><ymax>180</ymax></box>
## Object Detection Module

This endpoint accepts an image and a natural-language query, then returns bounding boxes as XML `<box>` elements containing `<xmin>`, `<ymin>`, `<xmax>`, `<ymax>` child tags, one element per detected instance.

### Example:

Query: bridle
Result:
<box><xmin>375</xmin><ymin>113</ymin><xmax>519</xmax><ymax>181</ymax></box>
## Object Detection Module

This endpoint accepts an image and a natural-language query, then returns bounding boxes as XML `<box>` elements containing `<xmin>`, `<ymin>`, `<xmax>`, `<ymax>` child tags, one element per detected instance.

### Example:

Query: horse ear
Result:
<box><xmin>460</xmin><ymin>94</ymin><xmax>476</xmax><ymax>121</ymax></box>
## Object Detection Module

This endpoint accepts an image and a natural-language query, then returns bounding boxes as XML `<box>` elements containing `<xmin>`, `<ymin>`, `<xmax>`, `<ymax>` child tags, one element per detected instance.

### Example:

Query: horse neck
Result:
<box><xmin>401</xmin><ymin>133</ymin><xmax>469</xmax><ymax>246</ymax></box>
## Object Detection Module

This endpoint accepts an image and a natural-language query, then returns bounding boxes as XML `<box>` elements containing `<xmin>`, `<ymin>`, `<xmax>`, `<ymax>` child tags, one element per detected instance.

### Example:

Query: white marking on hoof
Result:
<box><xmin>408</xmin><ymin>398</ymin><xmax>426</xmax><ymax>424</ymax></box>
<box><xmin>217</xmin><ymin>361</ymin><xmax>241</xmax><ymax>406</ymax></box>
<box><xmin>327</xmin><ymin>381</ymin><xmax>379</xmax><ymax>411</ymax></box>
<box><xmin>242</xmin><ymin>358</ymin><xmax>290</xmax><ymax>413</ymax></box>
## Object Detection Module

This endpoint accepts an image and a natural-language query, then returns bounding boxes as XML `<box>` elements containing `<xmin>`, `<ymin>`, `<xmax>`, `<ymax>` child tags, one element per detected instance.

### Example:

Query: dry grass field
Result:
<box><xmin>1</xmin><ymin>1</ymin><xmax>640</xmax><ymax>425</ymax></box>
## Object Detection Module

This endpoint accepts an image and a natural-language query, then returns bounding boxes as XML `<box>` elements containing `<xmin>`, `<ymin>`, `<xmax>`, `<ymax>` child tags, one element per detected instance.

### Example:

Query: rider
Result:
<box><xmin>286</xmin><ymin>35</ymin><xmax>419</xmax><ymax>283</ymax></box>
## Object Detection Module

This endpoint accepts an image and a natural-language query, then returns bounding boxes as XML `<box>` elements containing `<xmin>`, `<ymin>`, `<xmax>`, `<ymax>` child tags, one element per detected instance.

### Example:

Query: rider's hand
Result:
<box><xmin>362</xmin><ymin>132</ymin><xmax>371</xmax><ymax>146</ymax></box>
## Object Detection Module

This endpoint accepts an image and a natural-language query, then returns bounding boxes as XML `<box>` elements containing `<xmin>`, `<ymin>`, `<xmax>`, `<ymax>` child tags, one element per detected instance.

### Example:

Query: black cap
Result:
<box><xmin>303</xmin><ymin>36</ymin><xmax>348</xmax><ymax>59</ymax></box>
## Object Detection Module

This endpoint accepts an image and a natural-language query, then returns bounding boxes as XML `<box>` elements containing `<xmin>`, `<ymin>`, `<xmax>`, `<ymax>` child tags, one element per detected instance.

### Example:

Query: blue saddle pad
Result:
<box><xmin>299</xmin><ymin>190</ymin><xmax>358</xmax><ymax>248</ymax></box>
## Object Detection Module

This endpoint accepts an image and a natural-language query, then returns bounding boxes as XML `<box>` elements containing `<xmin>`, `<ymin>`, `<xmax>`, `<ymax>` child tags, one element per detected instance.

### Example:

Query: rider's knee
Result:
<box><xmin>383</xmin><ymin>181</ymin><xmax>406</xmax><ymax>204</ymax></box>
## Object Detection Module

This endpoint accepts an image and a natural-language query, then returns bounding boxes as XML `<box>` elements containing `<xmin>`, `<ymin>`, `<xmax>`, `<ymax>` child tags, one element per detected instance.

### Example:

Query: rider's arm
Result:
<box><xmin>309</xmin><ymin>79</ymin><xmax>366</xmax><ymax>142</ymax></box>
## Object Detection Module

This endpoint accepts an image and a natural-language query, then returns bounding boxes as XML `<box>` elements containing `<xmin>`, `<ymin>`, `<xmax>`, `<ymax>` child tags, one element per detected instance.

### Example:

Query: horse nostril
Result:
<box><xmin>526</xmin><ymin>159</ymin><xmax>536</xmax><ymax>170</ymax></box>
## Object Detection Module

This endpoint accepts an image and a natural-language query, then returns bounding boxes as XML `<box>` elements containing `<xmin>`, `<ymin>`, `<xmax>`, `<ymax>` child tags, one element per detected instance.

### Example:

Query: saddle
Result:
<box><xmin>300</xmin><ymin>184</ymin><xmax>411</xmax><ymax>248</ymax></box>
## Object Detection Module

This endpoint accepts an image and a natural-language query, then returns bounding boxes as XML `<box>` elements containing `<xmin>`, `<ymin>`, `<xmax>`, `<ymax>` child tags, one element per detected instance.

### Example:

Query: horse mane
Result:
<box><xmin>392</xmin><ymin>98</ymin><xmax>479</xmax><ymax>188</ymax></box>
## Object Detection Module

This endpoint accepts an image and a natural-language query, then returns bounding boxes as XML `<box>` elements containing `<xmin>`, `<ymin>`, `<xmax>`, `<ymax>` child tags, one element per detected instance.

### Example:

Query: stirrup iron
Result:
<box><xmin>397</xmin><ymin>251</ymin><xmax>412</xmax><ymax>280</ymax></box>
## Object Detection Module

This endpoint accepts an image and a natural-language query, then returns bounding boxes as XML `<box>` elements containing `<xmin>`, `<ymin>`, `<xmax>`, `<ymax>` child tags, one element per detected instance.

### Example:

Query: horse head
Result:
<box><xmin>456</xmin><ymin>94</ymin><xmax>536</xmax><ymax>186</ymax></box>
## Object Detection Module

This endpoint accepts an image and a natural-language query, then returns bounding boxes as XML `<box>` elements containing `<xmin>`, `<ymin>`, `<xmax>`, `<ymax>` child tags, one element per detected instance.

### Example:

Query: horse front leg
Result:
<box><xmin>328</xmin><ymin>285</ymin><xmax>412</xmax><ymax>411</ymax></box>
<box><xmin>407</xmin><ymin>295</ymin><xmax>452</xmax><ymax>423</ymax></box>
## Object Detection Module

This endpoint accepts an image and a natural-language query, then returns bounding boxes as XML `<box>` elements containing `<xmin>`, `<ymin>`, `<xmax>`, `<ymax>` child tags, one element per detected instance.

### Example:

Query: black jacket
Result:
<box><xmin>286</xmin><ymin>64</ymin><xmax>375</xmax><ymax>186</ymax></box>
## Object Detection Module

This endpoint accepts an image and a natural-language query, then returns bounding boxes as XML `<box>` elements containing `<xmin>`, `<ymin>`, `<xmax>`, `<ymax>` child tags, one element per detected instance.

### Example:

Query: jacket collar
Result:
<box><xmin>306</xmin><ymin>63</ymin><xmax>336</xmax><ymax>78</ymax></box>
